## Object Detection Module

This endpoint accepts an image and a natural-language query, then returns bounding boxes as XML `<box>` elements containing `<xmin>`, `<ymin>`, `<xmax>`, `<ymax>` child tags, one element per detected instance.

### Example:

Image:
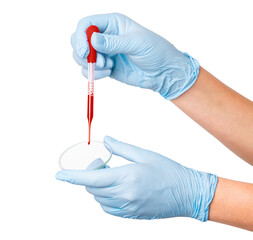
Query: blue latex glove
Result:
<box><xmin>71</xmin><ymin>13</ymin><xmax>200</xmax><ymax>100</ymax></box>
<box><xmin>86</xmin><ymin>158</ymin><xmax>108</xmax><ymax>170</ymax></box>
<box><xmin>56</xmin><ymin>136</ymin><xmax>218</xmax><ymax>221</ymax></box>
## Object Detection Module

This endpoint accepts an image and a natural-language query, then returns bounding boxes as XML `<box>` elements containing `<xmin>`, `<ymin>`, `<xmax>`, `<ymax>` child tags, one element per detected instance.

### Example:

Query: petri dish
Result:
<box><xmin>59</xmin><ymin>141</ymin><xmax>112</xmax><ymax>170</ymax></box>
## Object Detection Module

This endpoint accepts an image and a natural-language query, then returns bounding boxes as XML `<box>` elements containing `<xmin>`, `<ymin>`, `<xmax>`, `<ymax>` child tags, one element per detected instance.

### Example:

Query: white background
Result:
<box><xmin>0</xmin><ymin>0</ymin><xmax>252</xmax><ymax>239</ymax></box>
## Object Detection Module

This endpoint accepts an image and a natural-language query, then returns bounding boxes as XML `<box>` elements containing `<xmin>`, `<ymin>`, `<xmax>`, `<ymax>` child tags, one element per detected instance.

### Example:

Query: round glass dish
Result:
<box><xmin>59</xmin><ymin>141</ymin><xmax>112</xmax><ymax>170</ymax></box>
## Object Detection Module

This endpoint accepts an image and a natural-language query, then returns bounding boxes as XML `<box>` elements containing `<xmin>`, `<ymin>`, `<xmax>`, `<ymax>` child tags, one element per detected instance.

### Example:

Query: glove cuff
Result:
<box><xmin>159</xmin><ymin>53</ymin><xmax>200</xmax><ymax>100</ymax></box>
<box><xmin>180</xmin><ymin>52</ymin><xmax>200</xmax><ymax>97</ymax></box>
<box><xmin>193</xmin><ymin>173</ymin><xmax>218</xmax><ymax>222</ymax></box>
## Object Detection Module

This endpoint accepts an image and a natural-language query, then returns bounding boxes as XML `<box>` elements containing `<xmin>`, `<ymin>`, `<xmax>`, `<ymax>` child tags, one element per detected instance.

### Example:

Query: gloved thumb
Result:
<box><xmin>91</xmin><ymin>32</ymin><xmax>135</xmax><ymax>55</ymax></box>
<box><xmin>104</xmin><ymin>136</ymin><xmax>152</xmax><ymax>164</ymax></box>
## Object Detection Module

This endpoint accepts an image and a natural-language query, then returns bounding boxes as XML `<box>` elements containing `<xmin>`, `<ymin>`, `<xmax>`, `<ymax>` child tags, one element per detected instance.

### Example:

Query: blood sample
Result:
<box><xmin>86</xmin><ymin>25</ymin><xmax>99</xmax><ymax>145</ymax></box>
<box><xmin>87</xmin><ymin>94</ymin><xmax>94</xmax><ymax>144</ymax></box>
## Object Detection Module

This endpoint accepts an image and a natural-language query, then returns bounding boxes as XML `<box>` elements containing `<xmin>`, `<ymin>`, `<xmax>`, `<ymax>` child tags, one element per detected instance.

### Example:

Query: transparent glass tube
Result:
<box><xmin>88</xmin><ymin>62</ymin><xmax>95</xmax><ymax>95</ymax></box>
<box><xmin>87</xmin><ymin>62</ymin><xmax>95</xmax><ymax>144</ymax></box>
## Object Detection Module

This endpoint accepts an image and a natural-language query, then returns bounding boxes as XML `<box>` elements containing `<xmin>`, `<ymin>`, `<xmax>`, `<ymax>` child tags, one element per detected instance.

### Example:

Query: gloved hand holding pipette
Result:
<box><xmin>71</xmin><ymin>13</ymin><xmax>199</xmax><ymax>100</ymax></box>
<box><xmin>56</xmin><ymin>136</ymin><xmax>217</xmax><ymax>221</ymax></box>
<box><xmin>57</xmin><ymin>13</ymin><xmax>253</xmax><ymax>231</ymax></box>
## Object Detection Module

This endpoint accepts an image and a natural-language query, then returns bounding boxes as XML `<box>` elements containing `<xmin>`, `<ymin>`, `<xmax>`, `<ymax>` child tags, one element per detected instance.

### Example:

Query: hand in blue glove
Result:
<box><xmin>71</xmin><ymin>13</ymin><xmax>199</xmax><ymax>100</ymax></box>
<box><xmin>56</xmin><ymin>136</ymin><xmax>217</xmax><ymax>221</ymax></box>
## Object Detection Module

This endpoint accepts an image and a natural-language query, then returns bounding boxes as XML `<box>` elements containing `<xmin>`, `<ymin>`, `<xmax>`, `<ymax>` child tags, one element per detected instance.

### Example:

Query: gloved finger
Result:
<box><xmin>70</xmin><ymin>33</ymin><xmax>76</xmax><ymax>50</ymax></box>
<box><xmin>73</xmin><ymin>51</ymin><xmax>114</xmax><ymax>70</ymax></box>
<box><xmin>91</xmin><ymin>33</ymin><xmax>138</xmax><ymax>55</ymax></box>
<box><xmin>86</xmin><ymin>158</ymin><xmax>105</xmax><ymax>170</ymax></box>
<box><xmin>55</xmin><ymin>167</ymin><xmax>121</xmax><ymax>187</ymax></box>
<box><xmin>82</xmin><ymin>68</ymin><xmax>111</xmax><ymax>80</ymax></box>
<box><xmin>104</xmin><ymin>136</ymin><xmax>150</xmax><ymax>163</ymax></box>
<box><xmin>75</xmin><ymin>13</ymin><xmax>121</xmax><ymax>58</ymax></box>
<box><xmin>94</xmin><ymin>196</ymin><xmax>125</xmax><ymax>209</ymax></box>
<box><xmin>100</xmin><ymin>205</ymin><xmax>124</xmax><ymax>217</ymax></box>
<box><xmin>86</xmin><ymin>186</ymin><xmax>112</xmax><ymax>198</ymax></box>
<box><xmin>73</xmin><ymin>51</ymin><xmax>100</xmax><ymax>68</ymax></box>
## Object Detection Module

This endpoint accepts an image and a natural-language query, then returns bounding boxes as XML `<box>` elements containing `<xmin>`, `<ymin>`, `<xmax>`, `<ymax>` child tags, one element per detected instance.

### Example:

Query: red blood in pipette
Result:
<box><xmin>86</xmin><ymin>25</ymin><xmax>99</xmax><ymax>145</ymax></box>
<box><xmin>87</xmin><ymin>94</ymin><xmax>94</xmax><ymax>145</ymax></box>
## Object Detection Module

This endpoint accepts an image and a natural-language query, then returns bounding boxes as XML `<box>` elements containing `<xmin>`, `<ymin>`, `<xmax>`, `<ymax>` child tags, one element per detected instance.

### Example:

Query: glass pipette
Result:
<box><xmin>86</xmin><ymin>25</ymin><xmax>99</xmax><ymax>145</ymax></box>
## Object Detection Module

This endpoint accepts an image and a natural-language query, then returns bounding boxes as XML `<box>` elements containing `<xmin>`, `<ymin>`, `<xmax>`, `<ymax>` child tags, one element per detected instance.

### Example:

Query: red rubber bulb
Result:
<box><xmin>86</xmin><ymin>25</ymin><xmax>99</xmax><ymax>63</ymax></box>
